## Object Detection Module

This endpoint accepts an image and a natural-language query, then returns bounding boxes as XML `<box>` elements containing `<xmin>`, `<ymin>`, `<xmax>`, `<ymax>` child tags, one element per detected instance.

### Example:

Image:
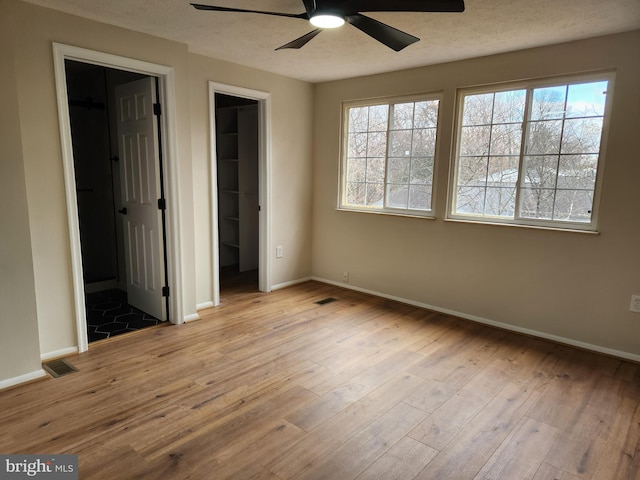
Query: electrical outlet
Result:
<box><xmin>276</xmin><ymin>246</ymin><xmax>283</xmax><ymax>258</ymax></box>
<box><xmin>342</xmin><ymin>271</ymin><xmax>349</xmax><ymax>282</ymax></box>
<box><xmin>631</xmin><ymin>295</ymin><xmax>640</xmax><ymax>313</ymax></box>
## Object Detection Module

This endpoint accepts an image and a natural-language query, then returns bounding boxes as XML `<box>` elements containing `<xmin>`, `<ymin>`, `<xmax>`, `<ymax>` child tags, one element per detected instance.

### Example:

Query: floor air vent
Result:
<box><xmin>315</xmin><ymin>297</ymin><xmax>337</xmax><ymax>305</ymax></box>
<box><xmin>42</xmin><ymin>358</ymin><xmax>77</xmax><ymax>378</ymax></box>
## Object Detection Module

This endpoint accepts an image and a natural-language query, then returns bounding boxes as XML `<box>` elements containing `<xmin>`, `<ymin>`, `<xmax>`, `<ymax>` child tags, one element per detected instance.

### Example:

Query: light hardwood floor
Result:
<box><xmin>1</xmin><ymin>281</ymin><xmax>639</xmax><ymax>479</ymax></box>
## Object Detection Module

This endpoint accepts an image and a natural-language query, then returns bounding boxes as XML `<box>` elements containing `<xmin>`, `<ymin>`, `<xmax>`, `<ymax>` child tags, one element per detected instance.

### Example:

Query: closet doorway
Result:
<box><xmin>209</xmin><ymin>83</ymin><xmax>271</xmax><ymax>305</ymax></box>
<box><xmin>215</xmin><ymin>94</ymin><xmax>259</xmax><ymax>292</ymax></box>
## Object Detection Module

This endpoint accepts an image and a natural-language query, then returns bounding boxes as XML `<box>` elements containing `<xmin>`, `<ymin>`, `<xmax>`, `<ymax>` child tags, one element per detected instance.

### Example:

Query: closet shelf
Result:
<box><xmin>216</xmin><ymin>102</ymin><xmax>258</xmax><ymax>273</ymax></box>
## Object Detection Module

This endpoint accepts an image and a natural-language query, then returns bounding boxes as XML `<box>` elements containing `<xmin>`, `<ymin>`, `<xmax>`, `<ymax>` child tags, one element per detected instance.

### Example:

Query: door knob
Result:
<box><xmin>118</xmin><ymin>208</ymin><xmax>128</xmax><ymax>215</ymax></box>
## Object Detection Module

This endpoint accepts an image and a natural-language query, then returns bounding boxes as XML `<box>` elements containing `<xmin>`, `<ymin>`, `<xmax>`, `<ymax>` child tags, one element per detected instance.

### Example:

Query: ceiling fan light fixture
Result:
<box><xmin>309</xmin><ymin>14</ymin><xmax>345</xmax><ymax>29</ymax></box>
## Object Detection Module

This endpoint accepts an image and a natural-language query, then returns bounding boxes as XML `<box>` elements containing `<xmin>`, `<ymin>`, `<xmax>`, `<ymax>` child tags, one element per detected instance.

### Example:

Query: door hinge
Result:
<box><xmin>162</xmin><ymin>286</ymin><xmax>170</xmax><ymax>297</ymax></box>
<box><xmin>153</xmin><ymin>103</ymin><xmax>162</xmax><ymax>116</ymax></box>
<box><xmin>158</xmin><ymin>198</ymin><xmax>166</xmax><ymax>210</ymax></box>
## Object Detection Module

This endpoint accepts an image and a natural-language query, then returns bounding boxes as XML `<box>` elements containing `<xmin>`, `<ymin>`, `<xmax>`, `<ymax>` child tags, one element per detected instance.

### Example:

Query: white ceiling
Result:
<box><xmin>23</xmin><ymin>0</ymin><xmax>640</xmax><ymax>83</ymax></box>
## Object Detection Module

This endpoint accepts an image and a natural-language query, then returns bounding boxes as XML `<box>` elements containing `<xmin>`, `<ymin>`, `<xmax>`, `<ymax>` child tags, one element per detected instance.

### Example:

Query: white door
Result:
<box><xmin>238</xmin><ymin>105</ymin><xmax>259</xmax><ymax>272</ymax></box>
<box><xmin>115</xmin><ymin>77</ymin><xmax>166</xmax><ymax>321</ymax></box>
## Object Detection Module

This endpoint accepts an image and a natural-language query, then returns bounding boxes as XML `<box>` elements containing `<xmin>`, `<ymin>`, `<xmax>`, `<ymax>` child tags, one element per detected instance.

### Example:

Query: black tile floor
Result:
<box><xmin>85</xmin><ymin>289</ymin><xmax>162</xmax><ymax>342</ymax></box>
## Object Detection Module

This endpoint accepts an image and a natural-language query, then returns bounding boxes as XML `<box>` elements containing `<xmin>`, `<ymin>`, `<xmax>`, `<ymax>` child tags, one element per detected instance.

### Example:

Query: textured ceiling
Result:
<box><xmin>22</xmin><ymin>0</ymin><xmax>640</xmax><ymax>83</ymax></box>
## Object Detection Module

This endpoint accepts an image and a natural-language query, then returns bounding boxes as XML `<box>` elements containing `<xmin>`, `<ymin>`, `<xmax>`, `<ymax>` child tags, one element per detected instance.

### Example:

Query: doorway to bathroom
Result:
<box><xmin>65</xmin><ymin>59</ymin><xmax>168</xmax><ymax>342</ymax></box>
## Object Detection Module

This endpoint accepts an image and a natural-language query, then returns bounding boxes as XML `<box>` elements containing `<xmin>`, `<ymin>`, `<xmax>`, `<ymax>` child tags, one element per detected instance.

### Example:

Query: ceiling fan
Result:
<box><xmin>191</xmin><ymin>0</ymin><xmax>465</xmax><ymax>51</ymax></box>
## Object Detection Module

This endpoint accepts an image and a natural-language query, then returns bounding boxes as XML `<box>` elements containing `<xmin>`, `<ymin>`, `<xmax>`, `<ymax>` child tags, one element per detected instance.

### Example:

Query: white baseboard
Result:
<box><xmin>0</xmin><ymin>369</ymin><xmax>47</xmax><ymax>391</ymax></box>
<box><xmin>312</xmin><ymin>277</ymin><xmax>640</xmax><ymax>363</ymax></box>
<box><xmin>272</xmin><ymin>277</ymin><xmax>313</xmax><ymax>291</ymax></box>
<box><xmin>196</xmin><ymin>301</ymin><xmax>215</xmax><ymax>311</ymax></box>
<box><xmin>183</xmin><ymin>313</ymin><xmax>201</xmax><ymax>323</ymax></box>
<box><xmin>41</xmin><ymin>347</ymin><xmax>79</xmax><ymax>362</ymax></box>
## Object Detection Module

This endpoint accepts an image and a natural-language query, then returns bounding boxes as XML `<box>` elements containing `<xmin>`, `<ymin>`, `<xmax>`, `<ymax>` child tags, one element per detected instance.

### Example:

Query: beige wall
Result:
<box><xmin>0</xmin><ymin>0</ymin><xmax>43</xmax><ymax>383</ymax></box>
<box><xmin>1</xmin><ymin>0</ymin><xmax>314</xmax><ymax>378</ymax></box>
<box><xmin>188</xmin><ymin>54</ymin><xmax>314</xmax><ymax>305</ymax></box>
<box><xmin>311</xmin><ymin>31</ymin><xmax>640</xmax><ymax>358</ymax></box>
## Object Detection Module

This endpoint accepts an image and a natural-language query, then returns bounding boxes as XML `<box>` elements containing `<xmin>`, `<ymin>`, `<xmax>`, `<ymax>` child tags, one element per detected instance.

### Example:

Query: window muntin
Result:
<box><xmin>451</xmin><ymin>76</ymin><xmax>612</xmax><ymax>230</ymax></box>
<box><xmin>342</xmin><ymin>96</ymin><xmax>441</xmax><ymax>216</ymax></box>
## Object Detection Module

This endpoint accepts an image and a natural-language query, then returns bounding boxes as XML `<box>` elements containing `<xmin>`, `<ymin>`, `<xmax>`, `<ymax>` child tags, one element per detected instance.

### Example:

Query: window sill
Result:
<box><xmin>337</xmin><ymin>207</ymin><xmax>436</xmax><ymax>220</ymax></box>
<box><xmin>444</xmin><ymin>217</ymin><xmax>600</xmax><ymax>234</ymax></box>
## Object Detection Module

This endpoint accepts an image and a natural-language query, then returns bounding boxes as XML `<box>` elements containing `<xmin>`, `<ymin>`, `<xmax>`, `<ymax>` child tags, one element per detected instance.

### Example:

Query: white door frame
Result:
<box><xmin>209</xmin><ymin>82</ymin><xmax>271</xmax><ymax>305</ymax></box>
<box><xmin>53</xmin><ymin>43</ymin><xmax>184</xmax><ymax>353</ymax></box>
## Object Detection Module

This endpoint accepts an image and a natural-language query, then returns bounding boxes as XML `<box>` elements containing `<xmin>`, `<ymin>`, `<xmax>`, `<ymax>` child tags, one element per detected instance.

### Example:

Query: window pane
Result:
<box><xmin>366</xmin><ymin>183</ymin><xmax>384</xmax><ymax>207</ymax></box>
<box><xmin>519</xmin><ymin>188</ymin><xmax>555</xmax><ymax>220</ymax></box>
<box><xmin>368</xmin><ymin>105</ymin><xmax>389</xmax><ymax>131</ymax></box>
<box><xmin>409</xmin><ymin>185</ymin><xmax>432</xmax><ymax>210</ymax></box>
<box><xmin>346</xmin><ymin>182</ymin><xmax>365</xmax><ymax>205</ymax></box>
<box><xmin>410</xmin><ymin>157</ymin><xmax>433</xmax><ymax>185</ymax></box>
<box><xmin>493</xmin><ymin>90</ymin><xmax>526</xmax><ymax>123</ymax></box>
<box><xmin>487</xmin><ymin>156</ymin><xmax>519</xmax><ymax>188</ymax></box>
<box><xmin>556</xmin><ymin>155</ymin><xmax>597</xmax><ymax>190</ymax></box>
<box><xmin>460</xmin><ymin>125</ymin><xmax>491</xmax><ymax>156</ymax></box>
<box><xmin>458</xmin><ymin>156</ymin><xmax>488</xmax><ymax>187</ymax></box>
<box><xmin>483</xmin><ymin>156</ymin><xmax>518</xmax><ymax>217</ymax></box>
<box><xmin>462</xmin><ymin>93</ymin><xmax>493</xmax><ymax>126</ymax></box>
<box><xmin>561</xmin><ymin>117</ymin><xmax>603</xmax><ymax>154</ymax></box>
<box><xmin>388</xmin><ymin>157</ymin><xmax>410</xmax><ymax>184</ymax></box>
<box><xmin>522</xmin><ymin>155</ymin><xmax>558</xmax><ymax>190</ymax></box>
<box><xmin>392</xmin><ymin>103</ymin><xmax>414</xmax><ymax>130</ymax></box>
<box><xmin>490</xmin><ymin>123</ymin><xmax>523</xmax><ymax>156</ymax></box>
<box><xmin>553</xmin><ymin>190</ymin><xmax>593</xmax><ymax>222</ymax></box>
<box><xmin>346</xmin><ymin>158</ymin><xmax>366</xmax><ymax>182</ymax></box>
<box><xmin>367</xmin><ymin>132</ymin><xmax>387</xmax><ymax>157</ymax></box>
<box><xmin>389</xmin><ymin>130</ymin><xmax>412</xmax><ymax>157</ymax></box>
<box><xmin>367</xmin><ymin>157</ymin><xmax>385</xmax><ymax>183</ymax></box>
<box><xmin>348</xmin><ymin>132</ymin><xmax>367</xmax><ymax>157</ymax></box>
<box><xmin>414</xmin><ymin>101</ymin><xmax>439</xmax><ymax>128</ymax></box>
<box><xmin>531</xmin><ymin>86</ymin><xmax>567</xmax><ymax>120</ymax></box>
<box><xmin>412</xmin><ymin>128</ymin><xmax>437</xmax><ymax>157</ymax></box>
<box><xmin>566</xmin><ymin>81</ymin><xmax>608</xmax><ymax>118</ymax></box>
<box><xmin>349</xmin><ymin>107</ymin><xmax>369</xmax><ymax>132</ymax></box>
<box><xmin>526</xmin><ymin>120</ymin><xmax>562</xmax><ymax>154</ymax></box>
<box><xmin>387</xmin><ymin>184</ymin><xmax>409</xmax><ymax>208</ymax></box>
<box><xmin>456</xmin><ymin>186</ymin><xmax>486</xmax><ymax>215</ymax></box>
<box><xmin>485</xmin><ymin>187</ymin><xmax>516</xmax><ymax>217</ymax></box>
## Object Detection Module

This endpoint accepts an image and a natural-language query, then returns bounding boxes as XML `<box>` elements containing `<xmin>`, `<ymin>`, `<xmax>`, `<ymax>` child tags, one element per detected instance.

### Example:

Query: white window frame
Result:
<box><xmin>338</xmin><ymin>93</ymin><xmax>443</xmax><ymax>218</ymax></box>
<box><xmin>447</xmin><ymin>71</ymin><xmax>615</xmax><ymax>232</ymax></box>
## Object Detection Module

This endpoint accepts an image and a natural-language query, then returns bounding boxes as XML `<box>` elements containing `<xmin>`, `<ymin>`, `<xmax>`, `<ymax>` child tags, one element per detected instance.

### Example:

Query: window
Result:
<box><xmin>450</xmin><ymin>74</ymin><xmax>613</xmax><ymax>231</ymax></box>
<box><xmin>340</xmin><ymin>95</ymin><xmax>441</xmax><ymax>216</ymax></box>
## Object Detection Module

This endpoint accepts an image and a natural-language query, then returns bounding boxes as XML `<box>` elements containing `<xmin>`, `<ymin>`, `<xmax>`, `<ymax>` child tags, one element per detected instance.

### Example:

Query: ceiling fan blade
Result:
<box><xmin>346</xmin><ymin>14</ymin><xmax>419</xmax><ymax>51</ymax></box>
<box><xmin>330</xmin><ymin>0</ymin><xmax>464</xmax><ymax>13</ymax></box>
<box><xmin>191</xmin><ymin>4</ymin><xmax>308</xmax><ymax>19</ymax></box>
<box><xmin>275</xmin><ymin>29</ymin><xmax>323</xmax><ymax>50</ymax></box>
